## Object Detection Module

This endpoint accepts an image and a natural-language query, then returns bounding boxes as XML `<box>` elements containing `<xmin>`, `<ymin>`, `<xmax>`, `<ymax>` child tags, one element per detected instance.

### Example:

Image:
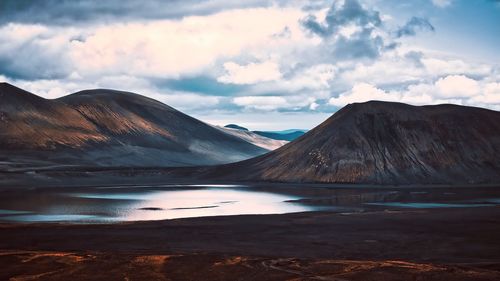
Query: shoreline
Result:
<box><xmin>2</xmin><ymin>182</ymin><xmax>500</xmax><ymax>279</ymax></box>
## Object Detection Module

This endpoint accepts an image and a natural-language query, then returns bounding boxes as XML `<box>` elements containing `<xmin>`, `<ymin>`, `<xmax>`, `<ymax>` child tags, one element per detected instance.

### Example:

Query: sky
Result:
<box><xmin>0</xmin><ymin>0</ymin><xmax>499</xmax><ymax>130</ymax></box>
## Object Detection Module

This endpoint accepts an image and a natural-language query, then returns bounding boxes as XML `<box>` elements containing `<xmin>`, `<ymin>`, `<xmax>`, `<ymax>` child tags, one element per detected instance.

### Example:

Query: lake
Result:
<box><xmin>0</xmin><ymin>185</ymin><xmax>321</xmax><ymax>223</ymax></box>
<box><xmin>0</xmin><ymin>184</ymin><xmax>499</xmax><ymax>223</ymax></box>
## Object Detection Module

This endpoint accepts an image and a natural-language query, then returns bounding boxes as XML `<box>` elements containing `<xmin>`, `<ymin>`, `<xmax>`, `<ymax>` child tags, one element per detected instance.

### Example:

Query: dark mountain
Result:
<box><xmin>224</xmin><ymin>124</ymin><xmax>249</xmax><ymax>131</ymax></box>
<box><xmin>205</xmin><ymin>101</ymin><xmax>500</xmax><ymax>185</ymax></box>
<box><xmin>0</xmin><ymin>82</ymin><xmax>267</xmax><ymax>167</ymax></box>
<box><xmin>253</xmin><ymin>130</ymin><xmax>306</xmax><ymax>141</ymax></box>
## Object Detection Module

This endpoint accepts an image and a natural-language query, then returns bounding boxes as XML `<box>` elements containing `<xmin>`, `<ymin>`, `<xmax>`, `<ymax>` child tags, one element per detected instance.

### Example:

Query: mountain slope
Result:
<box><xmin>0</xmin><ymin>83</ymin><xmax>267</xmax><ymax>167</ymax></box>
<box><xmin>216</xmin><ymin>126</ymin><xmax>287</xmax><ymax>151</ymax></box>
<box><xmin>206</xmin><ymin>101</ymin><xmax>500</xmax><ymax>184</ymax></box>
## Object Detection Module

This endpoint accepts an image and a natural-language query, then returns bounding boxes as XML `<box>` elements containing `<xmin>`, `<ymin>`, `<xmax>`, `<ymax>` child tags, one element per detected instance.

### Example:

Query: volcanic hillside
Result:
<box><xmin>206</xmin><ymin>101</ymin><xmax>500</xmax><ymax>185</ymax></box>
<box><xmin>0</xmin><ymin>82</ymin><xmax>267</xmax><ymax>167</ymax></box>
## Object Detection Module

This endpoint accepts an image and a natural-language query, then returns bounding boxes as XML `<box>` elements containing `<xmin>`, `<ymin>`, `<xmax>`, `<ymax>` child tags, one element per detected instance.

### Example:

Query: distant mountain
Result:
<box><xmin>253</xmin><ymin>130</ymin><xmax>306</xmax><ymax>141</ymax></box>
<box><xmin>224</xmin><ymin>124</ymin><xmax>249</xmax><ymax>131</ymax></box>
<box><xmin>205</xmin><ymin>101</ymin><xmax>500</xmax><ymax>185</ymax></box>
<box><xmin>223</xmin><ymin>124</ymin><xmax>306</xmax><ymax>141</ymax></box>
<box><xmin>270</xmin><ymin>129</ymin><xmax>308</xmax><ymax>134</ymax></box>
<box><xmin>217</xmin><ymin>126</ymin><xmax>287</xmax><ymax>151</ymax></box>
<box><xmin>0</xmin><ymin>82</ymin><xmax>267</xmax><ymax>167</ymax></box>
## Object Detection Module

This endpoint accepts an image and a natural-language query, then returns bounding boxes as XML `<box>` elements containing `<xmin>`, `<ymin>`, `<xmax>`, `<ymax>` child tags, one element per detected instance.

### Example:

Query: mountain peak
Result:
<box><xmin>224</xmin><ymin>124</ymin><xmax>249</xmax><ymax>131</ymax></box>
<box><xmin>0</xmin><ymin>82</ymin><xmax>46</xmax><ymax>105</ymax></box>
<box><xmin>0</xmin><ymin>81</ymin><xmax>23</xmax><ymax>92</ymax></box>
<box><xmin>0</xmin><ymin>82</ymin><xmax>267</xmax><ymax>167</ymax></box>
<box><xmin>59</xmin><ymin>88</ymin><xmax>176</xmax><ymax>111</ymax></box>
<box><xmin>208</xmin><ymin>101</ymin><xmax>500</xmax><ymax>185</ymax></box>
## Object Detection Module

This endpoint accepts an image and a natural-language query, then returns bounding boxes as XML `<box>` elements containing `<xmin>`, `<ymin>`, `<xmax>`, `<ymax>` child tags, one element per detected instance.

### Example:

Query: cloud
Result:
<box><xmin>69</xmin><ymin>9</ymin><xmax>296</xmax><ymax>78</ymax></box>
<box><xmin>431</xmin><ymin>0</ymin><xmax>453</xmax><ymax>7</ymax></box>
<box><xmin>435</xmin><ymin>75</ymin><xmax>480</xmax><ymax>98</ymax></box>
<box><xmin>159</xmin><ymin>76</ymin><xmax>247</xmax><ymax>96</ymax></box>
<box><xmin>1</xmin><ymin>0</ymin><xmax>499</xmax><ymax>130</ymax></box>
<box><xmin>281</xmin><ymin>64</ymin><xmax>336</xmax><ymax>91</ymax></box>
<box><xmin>328</xmin><ymin>75</ymin><xmax>500</xmax><ymax>109</ymax></box>
<box><xmin>217</xmin><ymin>61</ymin><xmax>282</xmax><ymax>84</ymax></box>
<box><xmin>404</xmin><ymin>51</ymin><xmax>425</xmax><ymax>67</ymax></box>
<box><xmin>328</xmin><ymin>83</ymin><xmax>399</xmax><ymax>106</ymax></box>
<box><xmin>0</xmin><ymin>0</ymin><xmax>275</xmax><ymax>25</ymax></box>
<box><xmin>150</xmin><ymin>92</ymin><xmax>221</xmax><ymax>110</ymax></box>
<box><xmin>248</xmin><ymin>63</ymin><xmax>337</xmax><ymax>95</ymax></box>
<box><xmin>233</xmin><ymin>96</ymin><xmax>288</xmax><ymax>110</ymax></box>
<box><xmin>421</xmin><ymin>57</ymin><xmax>491</xmax><ymax>77</ymax></box>
<box><xmin>395</xmin><ymin>17</ymin><xmax>435</xmax><ymax>38</ymax></box>
<box><xmin>302</xmin><ymin>0</ymin><xmax>382</xmax><ymax>37</ymax></box>
<box><xmin>0</xmin><ymin>7</ymin><xmax>303</xmax><ymax>81</ymax></box>
<box><xmin>309</xmin><ymin>101</ymin><xmax>320</xmax><ymax>110</ymax></box>
<box><xmin>0</xmin><ymin>24</ymin><xmax>72</xmax><ymax>79</ymax></box>
<box><xmin>471</xmin><ymin>82</ymin><xmax>500</xmax><ymax>104</ymax></box>
<box><xmin>233</xmin><ymin>95</ymin><xmax>317</xmax><ymax>111</ymax></box>
<box><xmin>301</xmin><ymin>0</ymin><xmax>386</xmax><ymax>60</ymax></box>
<box><xmin>339</xmin><ymin>49</ymin><xmax>493</xmax><ymax>87</ymax></box>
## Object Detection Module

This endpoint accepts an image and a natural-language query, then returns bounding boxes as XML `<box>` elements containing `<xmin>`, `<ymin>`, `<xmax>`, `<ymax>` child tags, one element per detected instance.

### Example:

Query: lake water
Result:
<box><xmin>1</xmin><ymin>184</ymin><xmax>499</xmax><ymax>223</ymax></box>
<box><xmin>0</xmin><ymin>185</ymin><xmax>319</xmax><ymax>223</ymax></box>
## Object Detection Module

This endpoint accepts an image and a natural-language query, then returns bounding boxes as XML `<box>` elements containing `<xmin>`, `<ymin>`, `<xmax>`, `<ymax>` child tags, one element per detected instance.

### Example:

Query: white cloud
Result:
<box><xmin>244</xmin><ymin>64</ymin><xmax>336</xmax><ymax>100</ymax></box>
<box><xmin>329</xmin><ymin>75</ymin><xmax>500</xmax><ymax>109</ymax></box>
<box><xmin>470</xmin><ymin>82</ymin><xmax>500</xmax><ymax>104</ymax></box>
<box><xmin>338</xmin><ymin>24</ymin><xmax>362</xmax><ymax>39</ymax></box>
<box><xmin>69</xmin><ymin>8</ymin><xmax>304</xmax><ymax>78</ymax></box>
<box><xmin>5</xmin><ymin>76</ymin><xmax>221</xmax><ymax>111</ymax></box>
<box><xmin>217</xmin><ymin>61</ymin><xmax>282</xmax><ymax>84</ymax></box>
<box><xmin>151</xmin><ymin>92</ymin><xmax>221</xmax><ymax>110</ymax></box>
<box><xmin>328</xmin><ymin>83</ymin><xmax>400</xmax><ymax>106</ymax></box>
<box><xmin>1</xmin><ymin>0</ymin><xmax>500</xmax><ymax>130</ymax></box>
<box><xmin>286</xmin><ymin>64</ymin><xmax>336</xmax><ymax>90</ymax></box>
<box><xmin>233</xmin><ymin>96</ymin><xmax>288</xmax><ymax>110</ymax></box>
<box><xmin>309</xmin><ymin>101</ymin><xmax>319</xmax><ymax>110</ymax></box>
<box><xmin>0</xmin><ymin>23</ymin><xmax>47</xmax><ymax>42</ymax></box>
<box><xmin>435</xmin><ymin>75</ymin><xmax>480</xmax><ymax>98</ymax></box>
<box><xmin>233</xmin><ymin>95</ymin><xmax>316</xmax><ymax>111</ymax></box>
<box><xmin>421</xmin><ymin>57</ymin><xmax>491</xmax><ymax>77</ymax></box>
<box><xmin>340</xmin><ymin>50</ymin><xmax>492</xmax><ymax>88</ymax></box>
<box><xmin>5</xmin><ymin>79</ymin><xmax>95</xmax><ymax>99</ymax></box>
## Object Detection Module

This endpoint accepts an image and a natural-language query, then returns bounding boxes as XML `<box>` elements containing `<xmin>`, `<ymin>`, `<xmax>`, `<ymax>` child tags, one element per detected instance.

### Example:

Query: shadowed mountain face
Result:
<box><xmin>0</xmin><ymin>83</ymin><xmax>267</xmax><ymax>167</ymax></box>
<box><xmin>208</xmin><ymin>101</ymin><xmax>500</xmax><ymax>184</ymax></box>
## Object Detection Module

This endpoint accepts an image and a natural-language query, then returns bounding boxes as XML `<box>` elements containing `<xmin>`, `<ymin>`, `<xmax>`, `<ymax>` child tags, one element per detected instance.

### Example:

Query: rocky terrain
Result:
<box><xmin>0</xmin><ymin>82</ymin><xmax>267</xmax><ymax>168</ymax></box>
<box><xmin>206</xmin><ymin>101</ymin><xmax>500</xmax><ymax>185</ymax></box>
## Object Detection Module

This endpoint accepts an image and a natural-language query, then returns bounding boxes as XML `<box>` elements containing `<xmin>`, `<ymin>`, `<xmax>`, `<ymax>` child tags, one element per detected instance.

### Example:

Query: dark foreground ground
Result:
<box><xmin>1</xmin><ymin>206</ymin><xmax>500</xmax><ymax>280</ymax></box>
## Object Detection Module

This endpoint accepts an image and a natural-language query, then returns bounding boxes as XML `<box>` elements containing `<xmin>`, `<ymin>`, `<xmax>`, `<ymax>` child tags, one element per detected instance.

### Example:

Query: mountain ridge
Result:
<box><xmin>0</xmin><ymin>83</ymin><xmax>268</xmax><ymax>167</ymax></box>
<box><xmin>201</xmin><ymin>101</ymin><xmax>500</xmax><ymax>185</ymax></box>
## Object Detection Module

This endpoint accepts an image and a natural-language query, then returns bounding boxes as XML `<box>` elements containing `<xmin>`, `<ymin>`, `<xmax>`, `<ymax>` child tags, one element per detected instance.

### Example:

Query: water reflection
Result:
<box><xmin>1</xmin><ymin>184</ymin><xmax>500</xmax><ymax>223</ymax></box>
<box><xmin>0</xmin><ymin>186</ymin><xmax>317</xmax><ymax>223</ymax></box>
